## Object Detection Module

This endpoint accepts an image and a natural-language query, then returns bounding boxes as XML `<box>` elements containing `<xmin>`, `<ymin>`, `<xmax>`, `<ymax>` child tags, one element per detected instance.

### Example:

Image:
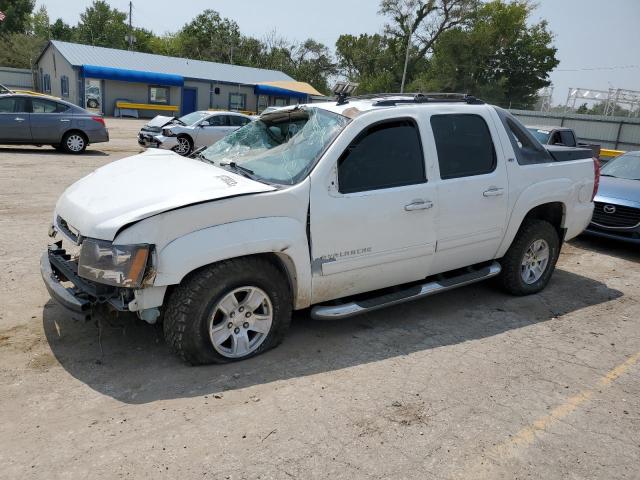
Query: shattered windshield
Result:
<box><xmin>201</xmin><ymin>107</ymin><xmax>349</xmax><ymax>185</ymax></box>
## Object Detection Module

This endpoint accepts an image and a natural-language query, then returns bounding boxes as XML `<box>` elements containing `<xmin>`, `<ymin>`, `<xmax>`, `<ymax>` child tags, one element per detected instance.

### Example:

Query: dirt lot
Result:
<box><xmin>0</xmin><ymin>118</ymin><xmax>639</xmax><ymax>479</ymax></box>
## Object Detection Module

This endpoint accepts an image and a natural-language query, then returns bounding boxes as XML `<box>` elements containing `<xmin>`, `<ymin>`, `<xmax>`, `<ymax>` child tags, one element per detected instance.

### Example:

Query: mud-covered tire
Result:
<box><xmin>163</xmin><ymin>257</ymin><xmax>292</xmax><ymax>365</ymax></box>
<box><xmin>498</xmin><ymin>219</ymin><xmax>560</xmax><ymax>296</ymax></box>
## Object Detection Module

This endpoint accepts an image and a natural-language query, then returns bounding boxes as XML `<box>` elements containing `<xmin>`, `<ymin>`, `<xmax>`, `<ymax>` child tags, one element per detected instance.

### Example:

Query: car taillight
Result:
<box><xmin>592</xmin><ymin>157</ymin><xmax>600</xmax><ymax>201</ymax></box>
<box><xmin>92</xmin><ymin>116</ymin><xmax>105</xmax><ymax>126</ymax></box>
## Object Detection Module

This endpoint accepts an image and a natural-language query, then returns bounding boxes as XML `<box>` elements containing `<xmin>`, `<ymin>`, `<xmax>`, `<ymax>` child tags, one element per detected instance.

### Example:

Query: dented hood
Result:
<box><xmin>55</xmin><ymin>149</ymin><xmax>275</xmax><ymax>240</ymax></box>
<box><xmin>143</xmin><ymin>115</ymin><xmax>176</xmax><ymax>129</ymax></box>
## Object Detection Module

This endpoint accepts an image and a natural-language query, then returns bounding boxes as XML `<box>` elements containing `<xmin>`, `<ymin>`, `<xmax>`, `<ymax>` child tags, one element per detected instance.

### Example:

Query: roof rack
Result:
<box><xmin>352</xmin><ymin>92</ymin><xmax>485</xmax><ymax>106</ymax></box>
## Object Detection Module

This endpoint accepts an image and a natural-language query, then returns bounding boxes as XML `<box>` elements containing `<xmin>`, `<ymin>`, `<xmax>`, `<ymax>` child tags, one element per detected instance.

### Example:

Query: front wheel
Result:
<box><xmin>172</xmin><ymin>136</ymin><xmax>193</xmax><ymax>156</ymax></box>
<box><xmin>163</xmin><ymin>257</ymin><xmax>292</xmax><ymax>365</ymax></box>
<box><xmin>498</xmin><ymin>219</ymin><xmax>560</xmax><ymax>296</ymax></box>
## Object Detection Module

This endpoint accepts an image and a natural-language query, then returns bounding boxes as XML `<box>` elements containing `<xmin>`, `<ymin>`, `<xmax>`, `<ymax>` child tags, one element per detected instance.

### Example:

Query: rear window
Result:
<box><xmin>430</xmin><ymin>114</ymin><xmax>496</xmax><ymax>179</ymax></box>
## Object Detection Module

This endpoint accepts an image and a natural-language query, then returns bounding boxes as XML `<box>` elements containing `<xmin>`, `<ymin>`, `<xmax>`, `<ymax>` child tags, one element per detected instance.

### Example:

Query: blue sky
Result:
<box><xmin>37</xmin><ymin>0</ymin><xmax>640</xmax><ymax>105</ymax></box>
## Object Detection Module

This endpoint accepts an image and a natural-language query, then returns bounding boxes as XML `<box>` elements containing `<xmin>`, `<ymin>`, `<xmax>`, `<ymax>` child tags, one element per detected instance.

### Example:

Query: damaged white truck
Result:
<box><xmin>41</xmin><ymin>94</ymin><xmax>599</xmax><ymax>364</ymax></box>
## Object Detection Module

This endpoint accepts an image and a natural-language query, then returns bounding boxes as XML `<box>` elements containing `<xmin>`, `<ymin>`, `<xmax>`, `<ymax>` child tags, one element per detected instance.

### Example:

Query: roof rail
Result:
<box><xmin>353</xmin><ymin>92</ymin><xmax>485</xmax><ymax>106</ymax></box>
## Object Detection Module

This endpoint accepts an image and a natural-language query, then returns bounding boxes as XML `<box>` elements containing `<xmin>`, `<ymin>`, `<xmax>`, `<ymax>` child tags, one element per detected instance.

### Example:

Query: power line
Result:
<box><xmin>556</xmin><ymin>64</ymin><xmax>640</xmax><ymax>72</ymax></box>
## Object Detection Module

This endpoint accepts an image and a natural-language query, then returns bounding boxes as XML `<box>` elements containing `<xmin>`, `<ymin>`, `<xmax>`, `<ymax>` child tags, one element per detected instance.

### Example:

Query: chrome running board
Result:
<box><xmin>310</xmin><ymin>261</ymin><xmax>502</xmax><ymax>320</ymax></box>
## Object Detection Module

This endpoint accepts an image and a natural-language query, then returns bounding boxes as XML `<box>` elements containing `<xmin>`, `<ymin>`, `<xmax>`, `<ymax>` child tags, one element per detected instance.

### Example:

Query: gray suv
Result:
<box><xmin>0</xmin><ymin>93</ymin><xmax>109</xmax><ymax>154</ymax></box>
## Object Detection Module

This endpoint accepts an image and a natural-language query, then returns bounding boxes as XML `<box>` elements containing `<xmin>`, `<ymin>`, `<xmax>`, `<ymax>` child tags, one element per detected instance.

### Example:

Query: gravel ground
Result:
<box><xmin>0</xmin><ymin>118</ymin><xmax>638</xmax><ymax>479</ymax></box>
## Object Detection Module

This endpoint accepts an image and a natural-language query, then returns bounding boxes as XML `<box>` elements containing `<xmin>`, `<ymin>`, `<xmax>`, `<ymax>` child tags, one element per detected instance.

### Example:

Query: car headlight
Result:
<box><xmin>163</xmin><ymin>128</ymin><xmax>176</xmax><ymax>137</ymax></box>
<box><xmin>78</xmin><ymin>238</ymin><xmax>151</xmax><ymax>288</ymax></box>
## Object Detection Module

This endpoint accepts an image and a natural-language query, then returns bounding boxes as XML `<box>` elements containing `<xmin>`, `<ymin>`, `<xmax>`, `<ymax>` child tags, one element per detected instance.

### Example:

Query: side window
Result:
<box><xmin>560</xmin><ymin>130</ymin><xmax>575</xmax><ymax>146</ymax></box>
<box><xmin>338</xmin><ymin>119</ymin><xmax>426</xmax><ymax>194</ymax></box>
<box><xmin>56</xmin><ymin>102</ymin><xmax>71</xmax><ymax>113</ymax></box>
<box><xmin>149</xmin><ymin>86</ymin><xmax>169</xmax><ymax>104</ymax></box>
<box><xmin>0</xmin><ymin>97</ymin><xmax>28</xmax><ymax>113</ymax></box>
<box><xmin>229</xmin><ymin>93</ymin><xmax>246</xmax><ymax>111</ymax></box>
<box><xmin>230</xmin><ymin>115</ymin><xmax>250</xmax><ymax>127</ymax></box>
<box><xmin>61</xmin><ymin>76</ymin><xmax>69</xmax><ymax>97</ymax></box>
<box><xmin>207</xmin><ymin>115</ymin><xmax>227</xmax><ymax>127</ymax></box>
<box><xmin>503</xmin><ymin>116</ymin><xmax>553</xmax><ymax>165</ymax></box>
<box><xmin>430</xmin><ymin>114</ymin><xmax>496</xmax><ymax>179</ymax></box>
<box><xmin>31</xmin><ymin>98</ymin><xmax>59</xmax><ymax>113</ymax></box>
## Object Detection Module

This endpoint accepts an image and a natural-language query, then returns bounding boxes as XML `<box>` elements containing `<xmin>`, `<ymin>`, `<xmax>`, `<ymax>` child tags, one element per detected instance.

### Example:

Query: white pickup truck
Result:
<box><xmin>41</xmin><ymin>94</ymin><xmax>599</xmax><ymax>365</ymax></box>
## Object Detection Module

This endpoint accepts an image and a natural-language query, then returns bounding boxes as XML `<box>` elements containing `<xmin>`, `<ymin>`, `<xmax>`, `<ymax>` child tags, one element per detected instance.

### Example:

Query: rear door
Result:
<box><xmin>0</xmin><ymin>96</ymin><xmax>31</xmax><ymax>142</ymax></box>
<box><xmin>427</xmin><ymin>110</ymin><xmax>509</xmax><ymax>273</ymax></box>
<box><xmin>30</xmin><ymin>98</ymin><xmax>72</xmax><ymax>143</ymax></box>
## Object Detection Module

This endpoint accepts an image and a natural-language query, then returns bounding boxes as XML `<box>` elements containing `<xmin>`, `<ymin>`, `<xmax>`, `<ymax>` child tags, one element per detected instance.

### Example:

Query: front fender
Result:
<box><xmin>154</xmin><ymin>217</ymin><xmax>312</xmax><ymax>309</ymax></box>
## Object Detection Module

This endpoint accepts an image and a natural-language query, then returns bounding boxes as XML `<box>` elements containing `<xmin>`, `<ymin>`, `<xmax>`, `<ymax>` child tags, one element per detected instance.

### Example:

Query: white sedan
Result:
<box><xmin>138</xmin><ymin>111</ymin><xmax>253</xmax><ymax>156</ymax></box>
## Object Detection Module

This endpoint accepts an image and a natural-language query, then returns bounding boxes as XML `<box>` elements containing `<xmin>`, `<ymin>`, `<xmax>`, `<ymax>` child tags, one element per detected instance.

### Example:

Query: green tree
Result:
<box><xmin>336</xmin><ymin>33</ymin><xmax>402</xmax><ymax>93</ymax></box>
<box><xmin>75</xmin><ymin>0</ymin><xmax>128</xmax><ymax>49</ymax></box>
<box><xmin>30</xmin><ymin>4</ymin><xmax>49</xmax><ymax>38</ymax></box>
<box><xmin>411</xmin><ymin>0</ymin><xmax>559</xmax><ymax>108</ymax></box>
<box><xmin>177</xmin><ymin>9</ymin><xmax>241</xmax><ymax>63</ymax></box>
<box><xmin>576</xmin><ymin>103</ymin><xmax>589</xmax><ymax>114</ymax></box>
<box><xmin>50</xmin><ymin>18</ymin><xmax>75</xmax><ymax>41</ymax></box>
<box><xmin>0</xmin><ymin>0</ymin><xmax>34</xmax><ymax>34</ymax></box>
<box><xmin>0</xmin><ymin>32</ymin><xmax>45</xmax><ymax>67</ymax></box>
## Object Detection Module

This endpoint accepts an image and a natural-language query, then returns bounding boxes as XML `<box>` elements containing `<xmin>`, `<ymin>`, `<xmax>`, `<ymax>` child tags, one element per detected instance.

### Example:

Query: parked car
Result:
<box><xmin>526</xmin><ymin>125</ymin><xmax>601</xmax><ymax>159</ymax></box>
<box><xmin>585</xmin><ymin>151</ymin><xmax>640</xmax><ymax>244</ymax></box>
<box><xmin>138</xmin><ymin>110</ymin><xmax>252</xmax><ymax>156</ymax></box>
<box><xmin>42</xmin><ymin>94</ymin><xmax>598</xmax><ymax>365</ymax></box>
<box><xmin>0</xmin><ymin>93</ymin><xmax>109</xmax><ymax>153</ymax></box>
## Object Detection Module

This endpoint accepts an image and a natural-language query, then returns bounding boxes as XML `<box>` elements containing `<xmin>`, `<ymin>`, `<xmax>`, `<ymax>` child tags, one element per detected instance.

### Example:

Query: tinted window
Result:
<box><xmin>496</xmin><ymin>108</ymin><xmax>553</xmax><ymax>165</ymax></box>
<box><xmin>338</xmin><ymin>119</ymin><xmax>425</xmax><ymax>194</ymax></box>
<box><xmin>0</xmin><ymin>97</ymin><xmax>28</xmax><ymax>113</ymax></box>
<box><xmin>230</xmin><ymin>115</ymin><xmax>250</xmax><ymax>127</ymax></box>
<box><xmin>559</xmin><ymin>130</ymin><xmax>575</xmax><ymax>146</ymax></box>
<box><xmin>431</xmin><ymin>114</ymin><xmax>496</xmax><ymax>179</ymax></box>
<box><xmin>32</xmin><ymin>98</ymin><xmax>65</xmax><ymax>113</ymax></box>
<box><xmin>207</xmin><ymin>115</ymin><xmax>227</xmax><ymax>127</ymax></box>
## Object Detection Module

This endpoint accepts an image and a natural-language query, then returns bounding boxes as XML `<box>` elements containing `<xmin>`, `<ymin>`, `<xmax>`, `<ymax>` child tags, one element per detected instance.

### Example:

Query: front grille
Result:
<box><xmin>592</xmin><ymin>202</ymin><xmax>640</xmax><ymax>229</ymax></box>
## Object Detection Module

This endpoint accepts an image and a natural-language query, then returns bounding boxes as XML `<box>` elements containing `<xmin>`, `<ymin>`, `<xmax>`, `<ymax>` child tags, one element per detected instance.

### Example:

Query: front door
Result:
<box><xmin>181</xmin><ymin>88</ymin><xmax>197</xmax><ymax>116</ymax></box>
<box><xmin>0</xmin><ymin>96</ymin><xmax>31</xmax><ymax>142</ymax></box>
<box><xmin>427</xmin><ymin>112</ymin><xmax>509</xmax><ymax>273</ymax></box>
<box><xmin>310</xmin><ymin>118</ymin><xmax>437</xmax><ymax>304</ymax></box>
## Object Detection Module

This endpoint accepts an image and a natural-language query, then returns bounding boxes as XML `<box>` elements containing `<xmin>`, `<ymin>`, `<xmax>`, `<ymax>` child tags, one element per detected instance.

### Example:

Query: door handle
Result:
<box><xmin>14</xmin><ymin>117</ymin><xmax>25</xmax><ymax>122</ymax></box>
<box><xmin>483</xmin><ymin>187</ymin><xmax>505</xmax><ymax>197</ymax></box>
<box><xmin>60</xmin><ymin>119</ymin><xmax>70</xmax><ymax>123</ymax></box>
<box><xmin>405</xmin><ymin>200</ymin><xmax>434</xmax><ymax>211</ymax></box>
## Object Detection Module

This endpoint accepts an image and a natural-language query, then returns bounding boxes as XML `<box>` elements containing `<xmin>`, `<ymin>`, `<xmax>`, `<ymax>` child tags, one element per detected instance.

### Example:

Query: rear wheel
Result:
<box><xmin>498</xmin><ymin>219</ymin><xmax>560</xmax><ymax>296</ymax></box>
<box><xmin>61</xmin><ymin>131</ymin><xmax>87</xmax><ymax>154</ymax></box>
<box><xmin>163</xmin><ymin>257</ymin><xmax>292</xmax><ymax>365</ymax></box>
<box><xmin>172</xmin><ymin>135</ymin><xmax>193</xmax><ymax>156</ymax></box>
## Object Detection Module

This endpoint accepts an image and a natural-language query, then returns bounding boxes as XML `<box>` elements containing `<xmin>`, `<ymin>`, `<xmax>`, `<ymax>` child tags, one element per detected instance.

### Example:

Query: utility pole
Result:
<box><xmin>128</xmin><ymin>1</ymin><xmax>133</xmax><ymax>50</ymax></box>
<box><xmin>400</xmin><ymin>28</ymin><xmax>412</xmax><ymax>94</ymax></box>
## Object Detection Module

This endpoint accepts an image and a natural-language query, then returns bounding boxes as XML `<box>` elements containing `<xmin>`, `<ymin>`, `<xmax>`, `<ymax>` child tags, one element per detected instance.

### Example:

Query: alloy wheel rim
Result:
<box><xmin>520</xmin><ymin>239</ymin><xmax>550</xmax><ymax>284</ymax></box>
<box><xmin>208</xmin><ymin>286</ymin><xmax>273</xmax><ymax>358</ymax></box>
<box><xmin>174</xmin><ymin>138</ymin><xmax>190</xmax><ymax>155</ymax></box>
<box><xmin>67</xmin><ymin>135</ymin><xmax>84</xmax><ymax>152</ymax></box>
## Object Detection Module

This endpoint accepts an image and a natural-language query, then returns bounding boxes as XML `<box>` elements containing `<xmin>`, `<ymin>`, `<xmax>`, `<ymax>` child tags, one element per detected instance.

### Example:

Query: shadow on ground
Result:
<box><xmin>43</xmin><ymin>268</ymin><xmax>622</xmax><ymax>404</ymax></box>
<box><xmin>571</xmin><ymin>234</ymin><xmax>640</xmax><ymax>263</ymax></box>
<box><xmin>0</xmin><ymin>147</ymin><xmax>108</xmax><ymax>156</ymax></box>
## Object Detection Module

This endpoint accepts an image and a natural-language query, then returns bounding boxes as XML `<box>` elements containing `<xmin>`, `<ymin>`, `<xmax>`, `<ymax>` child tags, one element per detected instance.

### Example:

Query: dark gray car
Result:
<box><xmin>585</xmin><ymin>151</ymin><xmax>640</xmax><ymax>244</ymax></box>
<box><xmin>0</xmin><ymin>93</ymin><xmax>109</xmax><ymax>154</ymax></box>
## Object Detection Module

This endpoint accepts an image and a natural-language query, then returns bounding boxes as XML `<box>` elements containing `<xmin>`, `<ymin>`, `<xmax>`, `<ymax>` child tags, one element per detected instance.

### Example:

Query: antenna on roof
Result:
<box><xmin>333</xmin><ymin>81</ymin><xmax>359</xmax><ymax>106</ymax></box>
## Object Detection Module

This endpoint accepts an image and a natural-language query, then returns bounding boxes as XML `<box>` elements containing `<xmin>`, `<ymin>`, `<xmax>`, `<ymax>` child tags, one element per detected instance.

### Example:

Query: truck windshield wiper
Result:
<box><xmin>220</xmin><ymin>161</ymin><xmax>256</xmax><ymax>178</ymax></box>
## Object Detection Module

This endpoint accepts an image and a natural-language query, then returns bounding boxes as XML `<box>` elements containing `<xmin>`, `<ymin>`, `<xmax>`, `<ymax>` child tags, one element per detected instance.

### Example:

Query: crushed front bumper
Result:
<box><xmin>40</xmin><ymin>244</ymin><xmax>129</xmax><ymax>320</ymax></box>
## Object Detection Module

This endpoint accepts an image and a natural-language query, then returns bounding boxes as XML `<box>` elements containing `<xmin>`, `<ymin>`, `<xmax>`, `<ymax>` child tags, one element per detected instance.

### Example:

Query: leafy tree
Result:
<box><xmin>0</xmin><ymin>32</ymin><xmax>45</xmax><ymax>67</ymax></box>
<box><xmin>379</xmin><ymin>0</ymin><xmax>477</xmax><ymax>88</ymax></box>
<box><xmin>50</xmin><ymin>18</ymin><xmax>75</xmax><ymax>41</ymax></box>
<box><xmin>411</xmin><ymin>0</ymin><xmax>559</xmax><ymax>109</ymax></box>
<box><xmin>30</xmin><ymin>5</ymin><xmax>49</xmax><ymax>38</ymax></box>
<box><xmin>75</xmin><ymin>0</ymin><xmax>128</xmax><ymax>49</ymax></box>
<box><xmin>576</xmin><ymin>103</ymin><xmax>589</xmax><ymax>114</ymax></box>
<box><xmin>177</xmin><ymin>9</ymin><xmax>241</xmax><ymax>64</ymax></box>
<box><xmin>0</xmin><ymin>0</ymin><xmax>34</xmax><ymax>34</ymax></box>
<box><xmin>336</xmin><ymin>33</ymin><xmax>403</xmax><ymax>93</ymax></box>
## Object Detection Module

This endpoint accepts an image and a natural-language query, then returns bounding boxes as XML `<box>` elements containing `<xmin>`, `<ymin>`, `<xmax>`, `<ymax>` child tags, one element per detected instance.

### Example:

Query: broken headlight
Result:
<box><xmin>78</xmin><ymin>239</ymin><xmax>151</xmax><ymax>288</ymax></box>
<box><xmin>162</xmin><ymin>128</ymin><xmax>177</xmax><ymax>137</ymax></box>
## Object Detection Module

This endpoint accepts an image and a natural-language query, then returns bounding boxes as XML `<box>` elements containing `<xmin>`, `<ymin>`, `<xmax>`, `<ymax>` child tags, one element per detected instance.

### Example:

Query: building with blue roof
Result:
<box><xmin>35</xmin><ymin>40</ymin><xmax>324</xmax><ymax>117</ymax></box>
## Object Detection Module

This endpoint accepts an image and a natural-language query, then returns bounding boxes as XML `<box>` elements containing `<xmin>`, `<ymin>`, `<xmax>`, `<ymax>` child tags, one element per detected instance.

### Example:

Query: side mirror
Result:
<box><xmin>200</xmin><ymin>120</ymin><xmax>210</xmax><ymax>127</ymax></box>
